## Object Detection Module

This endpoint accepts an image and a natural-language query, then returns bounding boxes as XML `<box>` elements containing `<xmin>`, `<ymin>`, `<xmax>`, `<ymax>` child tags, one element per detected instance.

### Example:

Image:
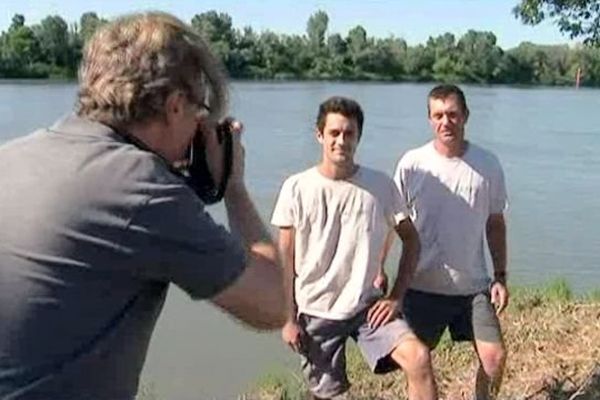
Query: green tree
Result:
<box><xmin>34</xmin><ymin>15</ymin><xmax>70</xmax><ymax>66</ymax></box>
<box><xmin>495</xmin><ymin>52</ymin><xmax>533</xmax><ymax>84</ymax></box>
<box><xmin>574</xmin><ymin>45</ymin><xmax>600</xmax><ymax>83</ymax></box>
<box><xmin>327</xmin><ymin>33</ymin><xmax>346</xmax><ymax>56</ymax></box>
<box><xmin>5</xmin><ymin>25</ymin><xmax>40</xmax><ymax>65</ymax></box>
<box><xmin>1</xmin><ymin>7</ymin><xmax>597</xmax><ymax>85</ymax></box>
<box><xmin>191</xmin><ymin>11</ymin><xmax>235</xmax><ymax>65</ymax></box>
<box><xmin>346</xmin><ymin>25</ymin><xmax>369</xmax><ymax>77</ymax></box>
<box><xmin>507</xmin><ymin>42</ymin><xmax>556</xmax><ymax>84</ymax></box>
<box><xmin>457</xmin><ymin>30</ymin><xmax>504</xmax><ymax>83</ymax></box>
<box><xmin>9</xmin><ymin>14</ymin><xmax>25</xmax><ymax>31</ymax></box>
<box><xmin>426</xmin><ymin>33</ymin><xmax>461</xmax><ymax>81</ymax></box>
<box><xmin>321</xmin><ymin>33</ymin><xmax>351</xmax><ymax>79</ymax></box>
<box><xmin>404</xmin><ymin>44</ymin><xmax>435</xmax><ymax>81</ymax></box>
<box><xmin>0</xmin><ymin>15</ymin><xmax>42</xmax><ymax>76</ymax></box>
<box><xmin>80</xmin><ymin>12</ymin><xmax>106</xmax><ymax>44</ymax></box>
<box><xmin>347</xmin><ymin>36</ymin><xmax>408</xmax><ymax>80</ymax></box>
<box><xmin>513</xmin><ymin>0</ymin><xmax>600</xmax><ymax>46</ymax></box>
<box><xmin>253</xmin><ymin>31</ymin><xmax>291</xmax><ymax>78</ymax></box>
<box><xmin>347</xmin><ymin>25</ymin><xmax>367</xmax><ymax>55</ymax></box>
<box><xmin>228</xmin><ymin>26</ymin><xmax>257</xmax><ymax>78</ymax></box>
<box><xmin>306</xmin><ymin>10</ymin><xmax>329</xmax><ymax>49</ymax></box>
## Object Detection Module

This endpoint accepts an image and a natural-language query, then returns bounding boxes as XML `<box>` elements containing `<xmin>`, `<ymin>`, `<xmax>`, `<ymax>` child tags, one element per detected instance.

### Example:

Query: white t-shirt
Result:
<box><xmin>393</xmin><ymin>141</ymin><xmax>507</xmax><ymax>296</ymax></box>
<box><xmin>271</xmin><ymin>166</ymin><xmax>409</xmax><ymax>320</ymax></box>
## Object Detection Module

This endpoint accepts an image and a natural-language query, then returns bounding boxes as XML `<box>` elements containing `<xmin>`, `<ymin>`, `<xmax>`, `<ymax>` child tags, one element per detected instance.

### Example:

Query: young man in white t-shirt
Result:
<box><xmin>393</xmin><ymin>84</ymin><xmax>508</xmax><ymax>400</ymax></box>
<box><xmin>271</xmin><ymin>97</ymin><xmax>438</xmax><ymax>400</ymax></box>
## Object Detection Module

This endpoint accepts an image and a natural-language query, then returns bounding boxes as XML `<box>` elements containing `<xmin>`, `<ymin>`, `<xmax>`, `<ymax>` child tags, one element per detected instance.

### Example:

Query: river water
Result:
<box><xmin>1</xmin><ymin>81</ymin><xmax>598</xmax><ymax>398</ymax></box>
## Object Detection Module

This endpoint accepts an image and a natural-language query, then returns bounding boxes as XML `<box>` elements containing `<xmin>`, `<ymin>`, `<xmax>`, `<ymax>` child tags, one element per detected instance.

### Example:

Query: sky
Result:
<box><xmin>1</xmin><ymin>0</ymin><xmax>576</xmax><ymax>50</ymax></box>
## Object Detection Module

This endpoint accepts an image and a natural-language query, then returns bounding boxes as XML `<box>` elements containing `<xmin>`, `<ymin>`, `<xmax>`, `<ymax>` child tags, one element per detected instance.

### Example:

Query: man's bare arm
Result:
<box><xmin>211</xmin><ymin>184</ymin><xmax>286</xmax><ymax>330</ymax></box>
<box><xmin>486</xmin><ymin>213</ymin><xmax>509</xmax><ymax>314</ymax></box>
<box><xmin>367</xmin><ymin>219</ymin><xmax>419</xmax><ymax>328</ymax></box>
<box><xmin>375</xmin><ymin>229</ymin><xmax>395</xmax><ymax>294</ymax></box>
<box><xmin>486</xmin><ymin>213</ymin><xmax>507</xmax><ymax>283</ymax></box>
<box><xmin>278</xmin><ymin>227</ymin><xmax>297</xmax><ymax>322</ymax></box>
<box><xmin>278</xmin><ymin>226</ymin><xmax>306</xmax><ymax>352</ymax></box>
<box><xmin>389</xmin><ymin>218</ymin><xmax>420</xmax><ymax>301</ymax></box>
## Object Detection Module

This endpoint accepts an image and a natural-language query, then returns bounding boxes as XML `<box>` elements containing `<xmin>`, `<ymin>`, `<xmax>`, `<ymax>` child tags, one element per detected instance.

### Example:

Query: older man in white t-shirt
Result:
<box><xmin>394</xmin><ymin>84</ymin><xmax>508</xmax><ymax>400</ymax></box>
<box><xmin>272</xmin><ymin>96</ymin><xmax>438</xmax><ymax>400</ymax></box>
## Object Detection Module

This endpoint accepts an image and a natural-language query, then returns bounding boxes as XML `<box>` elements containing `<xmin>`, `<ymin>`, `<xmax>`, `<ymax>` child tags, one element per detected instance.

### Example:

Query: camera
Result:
<box><xmin>184</xmin><ymin>118</ymin><xmax>234</xmax><ymax>205</ymax></box>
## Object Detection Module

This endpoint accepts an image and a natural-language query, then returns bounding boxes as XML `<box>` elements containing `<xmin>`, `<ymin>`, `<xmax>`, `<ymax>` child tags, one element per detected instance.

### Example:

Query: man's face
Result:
<box><xmin>317</xmin><ymin>112</ymin><xmax>360</xmax><ymax>167</ymax></box>
<box><xmin>428</xmin><ymin>94</ymin><xmax>468</xmax><ymax>148</ymax></box>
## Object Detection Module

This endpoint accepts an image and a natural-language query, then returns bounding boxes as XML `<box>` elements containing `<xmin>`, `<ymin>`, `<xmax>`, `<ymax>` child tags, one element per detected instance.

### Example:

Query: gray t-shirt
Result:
<box><xmin>0</xmin><ymin>115</ymin><xmax>245</xmax><ymax>399</ymax></box>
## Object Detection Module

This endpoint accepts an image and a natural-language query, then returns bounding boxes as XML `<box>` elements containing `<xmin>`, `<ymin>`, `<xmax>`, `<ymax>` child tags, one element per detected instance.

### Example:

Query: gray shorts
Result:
<box><xmin>297</xmin><ymin>308</ymin><xmax>413</xmax><ymax>398</ymax></box>
<box><xmin>402</xmin><ymin>289</ymin><xmax>502</xmax><ymax>349</ymax></box>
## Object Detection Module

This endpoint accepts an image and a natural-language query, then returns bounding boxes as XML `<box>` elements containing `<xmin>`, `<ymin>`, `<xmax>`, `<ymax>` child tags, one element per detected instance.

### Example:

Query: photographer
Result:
<box><xmin>0</xmin><ymin>12</ymin><xmax>285</xmax><ymax>400</ymax></box>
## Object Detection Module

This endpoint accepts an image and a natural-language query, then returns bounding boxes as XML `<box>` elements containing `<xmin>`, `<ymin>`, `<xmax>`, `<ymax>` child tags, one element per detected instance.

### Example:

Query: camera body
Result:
<box><xmin>185</xmin><ymin>120</ymin><xmax>233</xmax><ymax>204</ymax></box>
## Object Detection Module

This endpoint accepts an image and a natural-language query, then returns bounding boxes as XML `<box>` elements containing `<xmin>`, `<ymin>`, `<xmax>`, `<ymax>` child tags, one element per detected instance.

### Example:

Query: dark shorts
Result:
<box><xmin>298</xmin><ymin>309</ymin><xmax>413</xmax><ymax>398</ymax></box>
<box><xmin>402</xmin><ymin>289</ymin><xmax>502</xmax><ymax>349</ymax></box>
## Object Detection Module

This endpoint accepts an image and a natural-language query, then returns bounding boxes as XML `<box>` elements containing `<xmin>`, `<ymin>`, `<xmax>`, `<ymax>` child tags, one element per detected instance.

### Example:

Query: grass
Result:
<box><xmin>510</xmin><ymin>278</ymin><xmax>573</xmax><ymax>311</ymax></box>
<box><xmin>253</xmin><ymin>371</ymin><xmax>307</xmax><ymax>400</ymax></box>
<box><xmin>248</xmin><ymin>278</ymin><xmax>600</xmax><ymax>400</ymax></box>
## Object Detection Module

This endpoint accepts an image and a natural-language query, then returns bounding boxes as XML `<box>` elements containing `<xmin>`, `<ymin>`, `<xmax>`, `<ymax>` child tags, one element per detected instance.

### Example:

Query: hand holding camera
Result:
<box><xmin>186</xmin><ymin>117</ymin><xmax>245</xmax><ymax>204</ymax></box>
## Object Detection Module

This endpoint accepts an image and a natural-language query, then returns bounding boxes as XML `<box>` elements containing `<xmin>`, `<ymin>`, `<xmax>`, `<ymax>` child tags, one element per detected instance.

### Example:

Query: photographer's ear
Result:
<box><xmin>164</xmin><ymin>91</ymin><xmax>187</xmax><ymax>125</ymax></box>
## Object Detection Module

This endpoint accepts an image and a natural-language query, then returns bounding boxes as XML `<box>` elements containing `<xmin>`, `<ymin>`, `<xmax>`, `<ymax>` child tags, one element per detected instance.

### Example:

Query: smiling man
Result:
<box><xmin>393</xmin><ymin>84</ymin><xmax>509</xmax><ymax>400</ymax></box>
<box><xmin>272</xmin><ymin>96</ymin><xmax>438</xmax><ymax>400</ymax></box>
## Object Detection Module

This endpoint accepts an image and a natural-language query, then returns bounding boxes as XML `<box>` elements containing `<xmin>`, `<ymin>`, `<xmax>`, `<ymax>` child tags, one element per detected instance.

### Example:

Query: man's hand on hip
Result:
<box><xmin>367</xmin><ymin>297</ymin><xmax>400</xmax><ymax>329</ymax></box>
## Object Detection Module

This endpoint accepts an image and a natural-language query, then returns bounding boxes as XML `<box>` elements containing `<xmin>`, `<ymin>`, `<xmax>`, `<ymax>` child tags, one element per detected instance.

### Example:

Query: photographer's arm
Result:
<box><xmin>210</xmin><ymin>126</ymin><xmax>285</xmax><ymax>330</ymax></box>
<box><xmin>211</xmin><ymin>184</ymin><xmax>286</xmax><ymax>330</ymax></box>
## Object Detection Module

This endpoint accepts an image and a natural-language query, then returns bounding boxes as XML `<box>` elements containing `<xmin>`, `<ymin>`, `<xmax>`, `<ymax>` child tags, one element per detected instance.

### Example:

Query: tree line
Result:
<box><xmin>2</xmin><ymin>10</ymin><xmax>600</xmax><ymax>86</ymax></box>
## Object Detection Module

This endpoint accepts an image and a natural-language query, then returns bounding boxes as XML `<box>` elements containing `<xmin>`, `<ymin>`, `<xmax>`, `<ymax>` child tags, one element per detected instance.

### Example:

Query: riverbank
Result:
<box><xmin>248</xmin><ymin>279</ymin><xmax>600</xmax><ymax>400</ymax></box>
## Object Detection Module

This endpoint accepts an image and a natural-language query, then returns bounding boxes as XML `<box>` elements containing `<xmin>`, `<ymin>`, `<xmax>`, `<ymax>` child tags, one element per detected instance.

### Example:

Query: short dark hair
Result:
<box><xmin>316</xmin><ymin>96</ymin><xmax>364</xmax><ymax>138</ymax></box>
<box><xmin>427</xmin><ymin>84</ymin><xmax>468</xmax><ymax>115</ymax></box>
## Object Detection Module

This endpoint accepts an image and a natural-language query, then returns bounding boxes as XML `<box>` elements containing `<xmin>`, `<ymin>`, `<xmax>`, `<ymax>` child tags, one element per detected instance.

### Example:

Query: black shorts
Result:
<box><xmin>402</xmin><ymin>289</ymin><xmax>502</xmax><ymax>349</ymax></box>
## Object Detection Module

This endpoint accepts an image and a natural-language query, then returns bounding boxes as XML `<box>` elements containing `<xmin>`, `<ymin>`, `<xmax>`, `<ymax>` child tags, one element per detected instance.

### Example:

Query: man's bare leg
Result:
<box><xmin>474</xmin><ymin>340</ymin><xmax>506</xmax><ymax>400</ymax></box>
<box><xmin>390</xmin><ymin>334</ymin><xmax>438</xmax><ymax>400</ymax></box>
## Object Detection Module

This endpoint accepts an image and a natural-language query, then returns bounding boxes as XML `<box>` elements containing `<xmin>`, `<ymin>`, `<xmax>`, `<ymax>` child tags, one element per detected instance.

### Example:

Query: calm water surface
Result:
<box><xmin>1</xmin><ymin>81</ymin><xmax>599</xmax><ymax>398</ymax></box>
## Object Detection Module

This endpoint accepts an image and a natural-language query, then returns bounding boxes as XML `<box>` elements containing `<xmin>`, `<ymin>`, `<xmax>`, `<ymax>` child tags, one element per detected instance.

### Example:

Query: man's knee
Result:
<box><xmin>477</xmin><ymin>342</ymin><xmax>506</xmax><ymax>377</ymax></box>
<box><xmin>391</xmin><ymin>336</ymin><xmax>433</xmax><ymax>375</ymax></box>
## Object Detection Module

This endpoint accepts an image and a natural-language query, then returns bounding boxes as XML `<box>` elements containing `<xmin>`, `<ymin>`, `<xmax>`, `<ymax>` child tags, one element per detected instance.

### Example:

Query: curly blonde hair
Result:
<box><xmin>76</xmin><ymin>11</ymin><xmax>228</xmax><ymax>129</ymax></box>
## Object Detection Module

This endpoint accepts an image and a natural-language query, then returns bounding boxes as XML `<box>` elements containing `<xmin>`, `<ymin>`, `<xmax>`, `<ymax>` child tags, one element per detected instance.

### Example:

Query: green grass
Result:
<box><xmin>539</xmin><ymin>277</ymin><xmax>573</xmax><ymax>301</ymax></box>
<box><xmin>252</xmin><ymin>369</ymin><xmax>307</xmax><ymax>400</ymax></box>
<box><xmin>509</xmin><ymin>277</ymin><xmax>576</xmax><ymax>311</ymax></box>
